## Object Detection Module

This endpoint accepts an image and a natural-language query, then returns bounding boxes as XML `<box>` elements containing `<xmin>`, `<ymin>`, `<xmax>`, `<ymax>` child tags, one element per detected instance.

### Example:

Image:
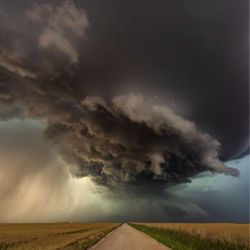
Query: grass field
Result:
<box><xmin>0</xmin><ymin>223</ymin><xmax>119</xmax><ymax>250</ymax></box>
<box><xmin>130</xmin><ymin>223</ymin><xmax>249</xmax><ymax>250</ymax></box>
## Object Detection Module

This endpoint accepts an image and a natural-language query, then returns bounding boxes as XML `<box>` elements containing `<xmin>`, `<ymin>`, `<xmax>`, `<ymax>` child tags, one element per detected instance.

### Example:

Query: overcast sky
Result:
<box><xmin>0</xmin><ymin>0</ymin><xmax>248</xmax><ymax>222</ymax></box>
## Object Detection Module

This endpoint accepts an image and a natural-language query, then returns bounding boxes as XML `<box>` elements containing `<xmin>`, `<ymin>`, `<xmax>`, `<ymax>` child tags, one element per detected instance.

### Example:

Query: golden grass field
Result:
<box><xmin>0</xmin><ymin>223</ymin><xmax>119</xmax><ymax>250</ymax></box>
<box><xmin>138</xmin><ymin>223</ymin><xmax>250</xmax><ymax>246</ymax></box>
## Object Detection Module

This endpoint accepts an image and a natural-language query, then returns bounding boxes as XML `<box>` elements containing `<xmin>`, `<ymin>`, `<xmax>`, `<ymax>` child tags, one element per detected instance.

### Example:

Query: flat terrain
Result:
<box><xmin>0</xmin><ymin>223</ymin><xmax>119</xmax><ymax>250</ymax></box>
<box><xmin>136</xmin><ymin>223</ymin><xmax>249</xmax><ymax>246</ymax></box>
<box><xmin>0</xmin><ymin>222</ymin><xmax>248</xmax><ymax>249</ymax></box>
<box><xmin>91</xmin><ymin>223</ymin><xmax>171</xmax><ymax>250</ymax></box>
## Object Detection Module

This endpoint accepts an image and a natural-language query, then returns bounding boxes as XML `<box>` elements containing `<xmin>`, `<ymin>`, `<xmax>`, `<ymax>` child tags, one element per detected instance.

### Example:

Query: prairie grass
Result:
<box><xmin>130</xmin><ymin>223</ymin><xmax>249</xmax><ymax>250</ymax></box>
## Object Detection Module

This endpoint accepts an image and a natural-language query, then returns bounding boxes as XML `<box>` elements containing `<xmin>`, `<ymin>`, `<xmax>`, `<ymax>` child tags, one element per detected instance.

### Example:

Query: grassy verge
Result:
<box><xmin>129</xmin><ymin>223</ymin><xmax>249</xmax><ymax>250</ymax></box>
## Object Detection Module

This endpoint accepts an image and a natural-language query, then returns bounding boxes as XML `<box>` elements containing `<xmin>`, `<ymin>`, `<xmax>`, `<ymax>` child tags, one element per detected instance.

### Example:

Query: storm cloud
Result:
<box><xmin>0</xmin><ymin>80</ymin><xmax>239</xmax><ymax>192</ymax></box>
<box><xmin>0</xmin><ymin>0</ymin><xmax>244</xmax><ymax>191</ymax></box>
<box><xmin>0</xmin><ymin>0</ymin><xmax>248</xmax><ymax>222</ymax></box>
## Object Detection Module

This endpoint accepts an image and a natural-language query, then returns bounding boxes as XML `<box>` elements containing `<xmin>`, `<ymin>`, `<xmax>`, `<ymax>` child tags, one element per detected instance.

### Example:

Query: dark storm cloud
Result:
<box><xmin>80</xmin><ymin>0</ymin><xmax>249</xmax><ymax>159</ymax></box>
<box><xmin>0</xmin><ymin>78</ymin><xmax>239</xmax><ymax>192</ymax></box>
<box><xmin>0</xmin><ymin>0</ymin><xmax>247</xmax><ymax>193</ymax></box>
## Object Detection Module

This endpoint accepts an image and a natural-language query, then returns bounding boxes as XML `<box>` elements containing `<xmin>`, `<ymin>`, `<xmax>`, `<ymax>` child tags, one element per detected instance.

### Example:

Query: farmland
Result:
<box><xmin>0</xmin><ymin>223</ymin><xmax>119</xmax><ymax>250</ymax></box>
<box><xmin>130</xmin><ymin>223</ymin><xmax>249</xmax><ymax>250</ymax></box>
<box><xmin>0</xmin><ymin>222</ymin><xmax>249</xmax><ymax>250</ymax></box>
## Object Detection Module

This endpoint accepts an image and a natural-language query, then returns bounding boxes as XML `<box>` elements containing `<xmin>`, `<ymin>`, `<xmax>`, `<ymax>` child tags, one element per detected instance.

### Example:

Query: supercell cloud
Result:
<box><xmin>0</xmin><ymin>0</ymin><xmax>248</xmax><ymax>221</ymax></box>
<box><xmin>0</xmin><ymin>74</ymin><xmax>239</xmax><ymax>192</ymax></box>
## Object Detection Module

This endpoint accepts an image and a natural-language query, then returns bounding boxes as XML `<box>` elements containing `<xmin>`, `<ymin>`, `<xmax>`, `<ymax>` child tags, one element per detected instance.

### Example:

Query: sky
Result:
<box><xmin>0</xmin><ymin>0</ymin><xmax>249</xmax><ymax>222</ymax></box>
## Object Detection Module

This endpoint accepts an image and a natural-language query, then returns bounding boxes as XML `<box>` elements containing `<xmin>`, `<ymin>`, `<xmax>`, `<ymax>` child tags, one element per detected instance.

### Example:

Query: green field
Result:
<box><xmin>130</xmin><ymin>223</ymin><xmax>249</xmax><ymax>250</ymax></box>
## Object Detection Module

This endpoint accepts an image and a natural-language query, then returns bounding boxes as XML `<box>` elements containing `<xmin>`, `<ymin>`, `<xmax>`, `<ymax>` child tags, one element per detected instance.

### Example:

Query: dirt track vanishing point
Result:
<box><xmin>91</xmin><ymin>223</ymin><xmax>171</xmax><ymax>250</ymax></box>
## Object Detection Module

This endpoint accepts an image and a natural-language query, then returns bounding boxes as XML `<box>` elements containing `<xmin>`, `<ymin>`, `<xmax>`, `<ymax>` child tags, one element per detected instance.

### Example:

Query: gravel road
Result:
<box><xmin>90</xmin><ymin>223</ymin><xmax>171</xmax><ymax>250</ymax></box>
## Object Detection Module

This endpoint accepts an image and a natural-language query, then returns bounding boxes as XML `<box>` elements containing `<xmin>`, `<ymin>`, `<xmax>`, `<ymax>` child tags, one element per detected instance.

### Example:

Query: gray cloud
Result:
<box><xmin>26</xmin><ymin>0</ymin><xmax>89</xmax><ymax>63</ymax></box>
<box><xmin>0</xmin><ymin>0</ymin><xmax>239</xmax><ymax>193</ymax></box>
<box><xmin>0</xmin><ymin>71</ymin><xmax>239</xmax><ymax>192</ymax></box>
<box><xmin>0</xmin><ymin>118</ymin><xmax>246</xmax><ymax>222</ymax></box>
<box><xmin>79</xmin><ymin>93</ymin><xmax>238</xmax><ymax>188</ymax></box>
<box><xmin>0</xmin><ymin>0</ymin><xmax>89</xmax><ymax>79</ymax></box>
<box><xmin>0</xmin><ymin>51</ymin><xmax>36</xmax><ymax>78</ymax></box>
<box><xmin>0</xmin><ymin>0</ymin><xmax>248</xmax><ymax>222</ymax></box>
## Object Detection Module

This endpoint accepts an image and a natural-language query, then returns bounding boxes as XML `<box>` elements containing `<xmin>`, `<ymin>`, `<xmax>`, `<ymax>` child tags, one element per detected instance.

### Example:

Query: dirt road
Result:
<box><xmin>90</xmin><ymin>223</ymin><xmax>171</xmax><ymax>250</ymax></box>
